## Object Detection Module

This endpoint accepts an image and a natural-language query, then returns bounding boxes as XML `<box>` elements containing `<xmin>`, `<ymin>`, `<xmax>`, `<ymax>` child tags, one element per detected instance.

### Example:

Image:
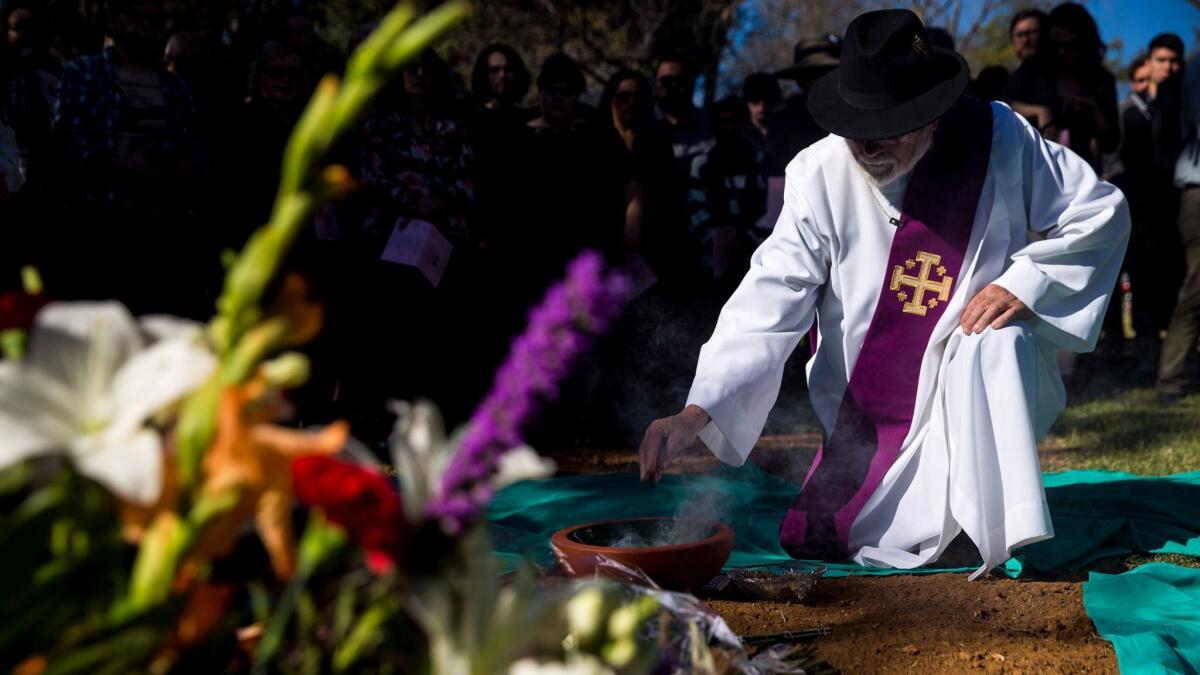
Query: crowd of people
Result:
<box><xmin>1</xmin><ymin>0</ymin><xmax>1198</xmax><ymax>446</ymax></box>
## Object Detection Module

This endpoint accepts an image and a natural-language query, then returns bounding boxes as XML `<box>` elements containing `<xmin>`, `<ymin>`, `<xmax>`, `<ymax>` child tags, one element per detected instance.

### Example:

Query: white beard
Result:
<box><xmin>851</xmin><ymin>126</ymin><xmax>937</xmax><ymax>187</ymax></box>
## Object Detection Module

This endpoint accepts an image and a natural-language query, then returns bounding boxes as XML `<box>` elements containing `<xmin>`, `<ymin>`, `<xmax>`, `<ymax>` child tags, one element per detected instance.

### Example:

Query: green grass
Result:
<box><xmin>1039</xmin><ymin>346</ymin><xmax>1200</xmax><ymax>475</ymax></box>
<box><xmin>1125</xmin><ymin>553</ymin><xmax>1200</xmax><ymax>569</ymax></box>
<box><xmin>1042</xmin><ymin>387</ymin><xmax>1200</xmax><ymax>475</ymax></box>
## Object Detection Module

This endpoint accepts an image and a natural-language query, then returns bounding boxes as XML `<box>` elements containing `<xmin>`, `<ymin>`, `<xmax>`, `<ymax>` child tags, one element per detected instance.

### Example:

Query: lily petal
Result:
<box><xmin>491</xmin><ymin>446</ymin><xmax>555</xmax><ymax>491</ymax></box>
<box><xmin>107</xmin><ymin>339</ymin><xmax>217</xmax><ymax>439</ymax></box>
<box><xmin>0</xmin><ymin>362</ymin><xmax>76</xmax><ymax>468</ymax></box>
<box><xmin>72</xmin><ymin>427</ymin><xmax>163</xmax><ymax>505</ymax></box>
<box><xmin>139</xmin><ymin>315</ymin><xmax>207</xmax><ymax>343</ymax></box>
<box><xmin>26</xmin><ymin>303</ymin><xmax>143</xmax><ymax>426</ymax></box>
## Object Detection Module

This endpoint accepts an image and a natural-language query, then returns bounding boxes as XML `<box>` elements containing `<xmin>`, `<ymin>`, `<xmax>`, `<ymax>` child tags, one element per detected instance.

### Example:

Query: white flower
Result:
<box><xmin>0</xmin><ymin>302</ymin><xmax>216</xmax><ymax>504</ymax></box>
<box><xmin>388</xmin><ymin>400</ymin><xmax>555</xmax><ymax>523</ymax></box>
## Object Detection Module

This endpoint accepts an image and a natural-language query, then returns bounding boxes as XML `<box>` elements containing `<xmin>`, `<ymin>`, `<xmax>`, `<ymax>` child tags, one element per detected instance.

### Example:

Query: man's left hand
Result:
<box><xmin>960</xmin><ymin>284</ymin><xmax>1033</xmax><ymax>335</ymax></box>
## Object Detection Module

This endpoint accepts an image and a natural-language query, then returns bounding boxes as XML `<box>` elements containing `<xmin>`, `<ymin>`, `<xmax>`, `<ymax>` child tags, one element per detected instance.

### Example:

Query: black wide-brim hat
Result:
<box><xmin>807</xmin><ymin>9</ymin><xmax>969</xmax><ymax>140</ymax></box>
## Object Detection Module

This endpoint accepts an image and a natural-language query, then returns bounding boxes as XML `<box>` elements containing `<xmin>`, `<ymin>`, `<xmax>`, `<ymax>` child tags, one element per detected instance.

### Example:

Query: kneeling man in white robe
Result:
<box><xmin>638</xmin><ymin>9</ymin><xmax>1130</xmax><ymax>579</ymax></box>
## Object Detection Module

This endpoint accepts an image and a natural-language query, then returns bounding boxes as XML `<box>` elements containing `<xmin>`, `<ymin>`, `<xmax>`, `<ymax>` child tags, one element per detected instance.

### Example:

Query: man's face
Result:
<box><xmin>845</xmin><ymin>122</ymin><xmax>937</xmax><ymax>187</ymax></box>
<box><xmin>1011</xmin><ymin>17</ymin><xmax>1041</xmax><ymax>61</ymax></box>
<box><xmin>1149</xmin><ymin>46</ymin><xmax>1183</xmax><ymax>85</ymax></box>
<box><xmin>260</xmin><ymin>52</ymin><xmax>303</xmax><ymax>104</ymax></box>
<box><xmin>7</xmin><ymin>7</ymin><xmax>32</xmax><ymax>49</ymax></box>
<box><xmin>1131</xmin><ymin>62</ymin><xmax>1151</xmax><ymax>95</ymax></box>
<box><xmin>747</xmin><ymin>99</ymin><xmax>770</xmax><ymax>132</ymax></box>
<box><xmin>487</xmin><ymin>51</ymin><xmax>514</xmax><ymax>99</ymax></box>
<box><xmin>540</xmin><ymin>80</ymin><xmax>578</xmax><ymax>125</ymax></box>
<box><xmin>655</xmin><ymin>60</ymin><xmax>691</xmax><ymax>111</ymax></box>
<box><xmin>715</xmin><ymin>108</ymin><xmax>743</xmax><ymax>139</ymax></box>
<box><xmin>113</xmin><ymin>0</ymin><xmax>166</xmax><ymax>64</ymax></box>
<box><xmin>403</xmin><ymin>59</ymin><xmax>433</xmax><ymax>97</ymax></box>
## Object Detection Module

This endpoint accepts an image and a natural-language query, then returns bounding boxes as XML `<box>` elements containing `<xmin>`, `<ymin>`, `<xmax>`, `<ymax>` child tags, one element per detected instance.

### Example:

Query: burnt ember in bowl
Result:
<box><xmin>551</xmin><ymin>517</ymin><xmax>734</xmax><ymax>591</ymax></box>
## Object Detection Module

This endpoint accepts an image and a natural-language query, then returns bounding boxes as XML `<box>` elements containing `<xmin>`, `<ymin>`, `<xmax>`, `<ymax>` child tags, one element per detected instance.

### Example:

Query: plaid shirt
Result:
<box><xmin>52</xmin><ymin>47</ymin><xmax>197</xmax><ymax>209</ymax></box>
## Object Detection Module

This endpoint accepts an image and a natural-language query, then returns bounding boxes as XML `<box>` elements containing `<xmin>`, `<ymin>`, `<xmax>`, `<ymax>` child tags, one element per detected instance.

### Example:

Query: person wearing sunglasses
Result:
<box><xmin>640</xmin><ymin>9</ymin><xmax>1128</xmax><ymax>579</ymax></box>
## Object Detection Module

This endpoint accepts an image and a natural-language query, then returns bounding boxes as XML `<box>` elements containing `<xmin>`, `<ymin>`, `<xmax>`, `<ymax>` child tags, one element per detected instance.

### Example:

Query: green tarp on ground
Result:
<box><xmin>1084</xmin><ymin>563</ymin><xmax>1200</xmax><ymax>674</ymax></box>
<box><xmin>488</xmin><ymin>466</ymin><xmax>1200</xmax><ymax>673</ymax></box>
<box><xmin>488</xmin><ymin>464</ymin><xmax>1200</xmax><ymax>576</ymax></box>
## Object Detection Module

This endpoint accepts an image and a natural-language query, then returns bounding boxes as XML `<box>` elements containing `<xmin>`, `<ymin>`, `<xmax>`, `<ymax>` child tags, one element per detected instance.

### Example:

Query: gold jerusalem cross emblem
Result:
<box><xmin>889</xmin><ymin>251</ymin><xmax>954</xmax><ymax>316</ymax></box>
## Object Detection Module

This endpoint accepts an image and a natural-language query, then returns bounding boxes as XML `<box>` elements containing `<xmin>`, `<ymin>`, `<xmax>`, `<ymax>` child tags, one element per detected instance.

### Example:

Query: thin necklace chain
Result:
<box><xmin>857</xmin><ymin>165</ymin><xmax>903</xmax><ymax>227</ymax></box>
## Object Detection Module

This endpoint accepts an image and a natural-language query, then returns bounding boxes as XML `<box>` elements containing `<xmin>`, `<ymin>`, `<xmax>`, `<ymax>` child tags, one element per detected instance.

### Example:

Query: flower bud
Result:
<box><xmin>565</xmin><ymin>586</ymin><xmax>609</xmax><ymax>648</ymax></box>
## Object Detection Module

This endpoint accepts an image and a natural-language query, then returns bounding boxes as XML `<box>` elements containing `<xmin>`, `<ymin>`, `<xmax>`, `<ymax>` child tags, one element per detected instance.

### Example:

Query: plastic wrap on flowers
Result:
<box><xmin>574</xmin><ymin>556</ymin><xmax>815</xmax><ymax>675</ymax></box>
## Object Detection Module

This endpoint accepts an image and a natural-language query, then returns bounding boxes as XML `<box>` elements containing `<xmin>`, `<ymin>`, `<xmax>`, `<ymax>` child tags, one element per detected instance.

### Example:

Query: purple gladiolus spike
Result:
<box><xmin>425</xmin><ymin>250</ymin><xmax>627</xmax><ymax>534</ymax></box>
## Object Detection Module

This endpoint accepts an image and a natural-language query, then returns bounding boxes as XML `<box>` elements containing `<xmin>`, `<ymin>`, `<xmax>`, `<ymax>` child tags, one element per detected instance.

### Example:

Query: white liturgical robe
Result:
<box><xmin>686</xmin><ymin>101</ymin><xmax>1131</xmax><ymax>578</ymax></box>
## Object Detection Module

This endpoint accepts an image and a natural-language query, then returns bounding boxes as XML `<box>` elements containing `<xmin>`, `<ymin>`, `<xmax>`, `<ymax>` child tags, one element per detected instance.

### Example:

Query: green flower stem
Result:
<box><xmin>117</xmin><ymin>489</ymin><xmax>240</xmax><ymax>621</ymax></box>
<box><xmin>0</xmin><ymin>328</ymin><xmax>25</xmax><ymax>360</ymax></box>
<box><xmin>332</xmin><ymin>604</ymin><xmax>392</xmax><ymax>673</ymax></box>
<box><xmin>253</xmin><ymin>511</ymin><xmax>347</xmax><ymax>674</ymax></box>
<box><xmin>174</xmin><ymin>374</ymin><xmax>221</xmax><ymax>489</ymax></box>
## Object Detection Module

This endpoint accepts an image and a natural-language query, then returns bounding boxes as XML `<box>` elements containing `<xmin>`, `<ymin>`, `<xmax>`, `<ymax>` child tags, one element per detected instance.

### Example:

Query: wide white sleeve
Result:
<box><xmin>992</xmin><ymin>110</ymin><xmax>1131</xmax><ymax>352</ymax></box>
<box><xmin>685</xmin><ymin>171</ymin><xmax>829</xmax><ymax>465</ymax></box>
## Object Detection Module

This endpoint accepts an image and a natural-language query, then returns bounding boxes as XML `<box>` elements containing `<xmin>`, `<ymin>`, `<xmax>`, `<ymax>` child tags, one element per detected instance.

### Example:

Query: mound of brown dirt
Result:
<box><xmin>710</xmin><ymin>574</ymin><xmax>1116</xmax><ymax>673</ymax></box>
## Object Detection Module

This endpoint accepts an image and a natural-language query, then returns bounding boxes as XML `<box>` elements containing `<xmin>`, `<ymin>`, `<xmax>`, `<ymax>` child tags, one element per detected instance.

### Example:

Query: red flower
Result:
<box><xmin>0</xmin><ymin>291</ymin><xmax>49</xmax><ymax>332</ymax></box>
<box><xmin>291</xmin><ymin>456</ymin><xmax>409</xmax><ymax>573</ymax></box>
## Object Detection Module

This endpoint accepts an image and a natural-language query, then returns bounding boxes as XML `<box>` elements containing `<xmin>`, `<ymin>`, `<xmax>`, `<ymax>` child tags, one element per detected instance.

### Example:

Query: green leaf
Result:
<box><xmin>332</xmin><ymin>605</ymin><xmax>391</xmax><ymax>673</ymax></box>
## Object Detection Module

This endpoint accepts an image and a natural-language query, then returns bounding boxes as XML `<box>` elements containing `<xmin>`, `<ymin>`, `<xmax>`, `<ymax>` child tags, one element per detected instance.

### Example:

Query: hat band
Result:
<box><xmin>837</xmin><ymin>81</ymin><xmax>928</xmax><ymax>110</ymax></box>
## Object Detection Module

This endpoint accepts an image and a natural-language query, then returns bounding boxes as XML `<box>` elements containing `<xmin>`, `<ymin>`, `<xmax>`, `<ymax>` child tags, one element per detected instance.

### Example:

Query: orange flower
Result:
<box><xmin>174</xmin><ymin>582</ymin><xmax>236</xmax><ymax>648</ymax></box>
<box><xmin>271</xmin><ymin>274</ymin><xmax>324</xmax><ymax>348</ymax></box>
<box><xmin>194</xmin><ymin>377</ymin><xmax>348</xmax><ymax>580</ymax></box>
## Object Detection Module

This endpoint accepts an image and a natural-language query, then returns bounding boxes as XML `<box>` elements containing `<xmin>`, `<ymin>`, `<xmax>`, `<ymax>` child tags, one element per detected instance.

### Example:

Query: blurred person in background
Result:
<box><xmin>653</xmin><ymin>49</ymin><xmax>714</xmax><ymax>280</ymax></box>
<box><xmin>0</xmin><ymin>0</ymin><xmax>54</xmax><ymax>189</ymax></box>
<box><xmin>595</xmin><ymin>68</ymin><xmax>683</xmax><ymax>283</ymax></box>
<box><xmin>1110</xmin><ymin>51</ymin><xmax>1182</xmax><ymax>341</ymax></box>
<box><xmin>742</xmin><ymin>71</ymin><xmax>780</xmax><ymax>150</ymax></box>
<box><xmin>700</xmin><ymin>95</ymin><xmax>768</xmax><ymax>284</ymax></box>
<box><xmin>1010</xmin><ymin>8</ymin><xmax>1045</xmax><ymax>63</ymax></box>
<box><xmin>1146</xmin><ymin>33</ymin><xmax>1184</xmax><ymax>102</ymax></box>
<box><xmin>469</xmin><ymin>43</ymin><xmax>529</xmax><ymax>115</ymax></box>
<box><xmin>465</xmin><ymin>43</ymin><xmax>532</xmax><ymax>260</ymax></box>
<box><xmin>968</xmin><ymin>65</ymin><xmax>1010</xmax><ymax>102</ymax></box>
<box><xmin>1004</xmin><ymin>2</ymin><xmax>1118</xmax><ymax>172</ymax></box>
<box><xmin>764</xmin><ymin>35</ymin><xmax>840</xmax><ymax>177</ymax></box>
<box><xmin>330</xmin><ymin>47</ymin><xmax>477</xmax><ymax>440</ymax></box>
<box><xmin>1157</xmin><ymin>50</ymin><xmax>1200</xmax><ymax>401</ymax></box>
<box><xmin>221</xmin><ymin>40</ymin><xmax>308</xmax><ymax>232</ymax></box>
<box><xmin>48</xmin><ymin>0</ymin><xmax>203</xmax><ymax>315</ymax></box>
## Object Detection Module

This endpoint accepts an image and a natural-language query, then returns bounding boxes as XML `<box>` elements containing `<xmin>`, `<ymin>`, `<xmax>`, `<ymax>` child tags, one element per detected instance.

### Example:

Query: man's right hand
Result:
<box><xmin>638</xmin><ymin>405</ymin><xmax>711</xmax><ymax>483</ymax></box>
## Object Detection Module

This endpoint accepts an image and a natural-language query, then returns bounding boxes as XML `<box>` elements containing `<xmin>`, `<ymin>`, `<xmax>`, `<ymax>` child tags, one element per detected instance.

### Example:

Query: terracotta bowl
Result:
<box><xmin>550</xmin><ymin>517</ymin><xmax>734</xmax><ymax>591</ymax></box>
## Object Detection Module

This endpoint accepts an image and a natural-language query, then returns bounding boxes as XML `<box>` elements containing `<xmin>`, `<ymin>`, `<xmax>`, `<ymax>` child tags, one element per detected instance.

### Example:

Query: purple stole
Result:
<box><xmin>780</xmin><ymin>97</ymin><xmax>994</xmax><ymax>559</ymax></box>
